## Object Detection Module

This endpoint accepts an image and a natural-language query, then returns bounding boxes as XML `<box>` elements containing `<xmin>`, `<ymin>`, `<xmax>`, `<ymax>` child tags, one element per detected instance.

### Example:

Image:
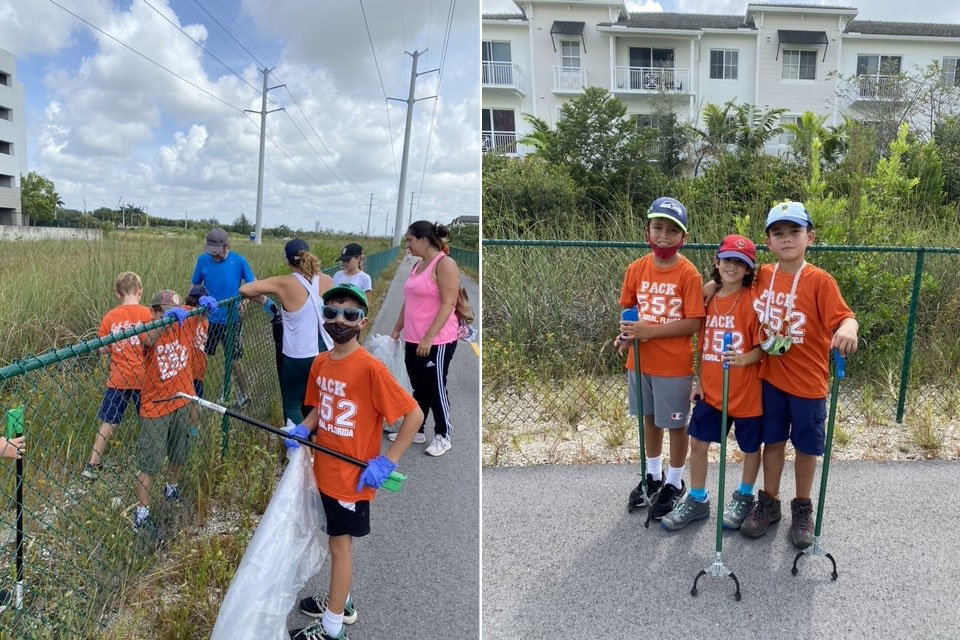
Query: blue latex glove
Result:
<box><xmin>283</xmin><ymin>424</ymin><xmax>310</xmax><ymax>449</ymax></box>
<box><xmin>164</xmin><ymin>308</ymin><xmax>188</xmax><ymax>326</ymax></box>
<box><xmin>263</xmin><ymin>299</ymin><xmax>279</xmax><ymax>316</ymax></box>
<box><xmin>198</xmin><ymin>295</ymin><xmax>218</xmax><ymax>312</ymax></box>
<box><xmin>356</xmin><ymin>455</ymin><xmax>397</xmax><ymax>491</ymax></box>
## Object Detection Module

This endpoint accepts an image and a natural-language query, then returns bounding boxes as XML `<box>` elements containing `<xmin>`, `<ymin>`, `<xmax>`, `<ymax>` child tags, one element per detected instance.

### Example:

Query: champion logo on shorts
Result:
<box><xmin>671</xmin><ymin>411</ymin><xmax>684</xmax><ymax>420</ymax></box>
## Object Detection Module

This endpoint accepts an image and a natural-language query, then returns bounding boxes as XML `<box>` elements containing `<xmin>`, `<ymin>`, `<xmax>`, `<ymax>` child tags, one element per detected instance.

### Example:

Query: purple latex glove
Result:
<box><xmin>163</xmin><ymin>308</ymin><xmax>188</xmax><ymax>326</ymax></box>
<box><xmin>198</xmin><ymin>295</ymin><xmax>218</xmax><ymax>312</ymax></box>
<box><xmin>283</xmin><ymin>424</ymin><xmax>310</xmax><ymax>449</ymax></box>
<box><xmin>356</xmin><ymin>455</ymin><xmax>397</xmax><ymax>491</ymax></box>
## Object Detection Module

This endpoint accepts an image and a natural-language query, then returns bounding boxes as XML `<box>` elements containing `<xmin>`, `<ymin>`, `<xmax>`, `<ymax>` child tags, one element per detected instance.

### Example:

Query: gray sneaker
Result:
<box><xmin>661</xmin><ymin>494</ymin><xmax>710</xmax><ymax>531</ymax></box>
<box><xmin>722</xmin><ymin>490</ymin><xmax>755</xmax><ymax>530</ymax></box>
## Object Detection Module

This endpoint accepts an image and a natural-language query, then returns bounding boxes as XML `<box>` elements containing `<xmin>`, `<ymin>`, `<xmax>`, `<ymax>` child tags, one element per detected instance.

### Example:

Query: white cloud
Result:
<box><xmin>627</xmin><ymin>1</ymin><xmax>665</xmax><ymax>12</ymax></box>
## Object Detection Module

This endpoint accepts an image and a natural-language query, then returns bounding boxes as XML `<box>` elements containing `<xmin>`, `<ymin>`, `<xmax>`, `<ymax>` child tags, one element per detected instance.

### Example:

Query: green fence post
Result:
<box><xmin>896</xmin><ymin>249</ymin><xmax>925</xmax><ymax>424</ymax></box>
<box><xmin>220</xmin><ymin>298</ymin><xmax>237</xmax><ymax>458</ymax></box>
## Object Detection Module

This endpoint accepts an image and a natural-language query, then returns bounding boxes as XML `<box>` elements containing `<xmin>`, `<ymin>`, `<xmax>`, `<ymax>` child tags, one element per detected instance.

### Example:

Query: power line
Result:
<box><xmin>207</xmin><ymin>0</ymin><xmax>275</xmax><ymax>69</ymax></box>
<box><xmin>280</xmin><ymin>108</ymin><xmax>367</xmax><ymax>205</ymax></box>
<box><xmin>192</xmin><ymin>0</ymin><xmax>266</xmax><ymax>69</ymax></box>
<box><xmin>360</xmin><ymin>0</ymin><xmax>400</xmax><ymax>184</ymax></box>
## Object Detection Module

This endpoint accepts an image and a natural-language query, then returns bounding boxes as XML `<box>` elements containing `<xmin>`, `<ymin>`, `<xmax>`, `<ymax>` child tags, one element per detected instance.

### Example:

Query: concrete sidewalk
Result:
<box><xmin>287</xmin><ymin>255</ymin><xmax>480</xmax><ymax>639</ymax></box>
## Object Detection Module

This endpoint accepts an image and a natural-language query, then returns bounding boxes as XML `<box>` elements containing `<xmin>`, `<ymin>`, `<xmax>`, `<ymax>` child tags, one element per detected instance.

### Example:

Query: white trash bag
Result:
<box><xmin>210</xmin><ymin>424</ymin><xmax>327</xmax><ymax>640</ymax></box>
<box><xmin>365</xmin><ymin>334</ymin><xmax>412</xmax><ymax>432</ymax></box>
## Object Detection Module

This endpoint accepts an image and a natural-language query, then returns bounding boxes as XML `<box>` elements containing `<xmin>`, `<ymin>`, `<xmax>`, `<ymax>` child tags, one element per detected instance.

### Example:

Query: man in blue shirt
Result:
<box><xmin>192</xmin><ymin>228</ymin><xmax>262</xmax><ymax>407</ymax></box>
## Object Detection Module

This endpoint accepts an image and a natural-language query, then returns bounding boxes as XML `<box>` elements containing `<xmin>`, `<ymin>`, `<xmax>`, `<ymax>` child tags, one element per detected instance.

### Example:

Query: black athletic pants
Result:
<box><xmin>404</xmin><ymin>341</ymin><xmax>457</xmax><ymax>438</ymax></box>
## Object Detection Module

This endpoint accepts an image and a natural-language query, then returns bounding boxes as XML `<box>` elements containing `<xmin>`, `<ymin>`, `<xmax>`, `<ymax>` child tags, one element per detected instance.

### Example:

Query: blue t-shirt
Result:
<box><xmin>191</xmin><ymin>252</ymin><xmax>256</xmax><ymax>324</ymax></box>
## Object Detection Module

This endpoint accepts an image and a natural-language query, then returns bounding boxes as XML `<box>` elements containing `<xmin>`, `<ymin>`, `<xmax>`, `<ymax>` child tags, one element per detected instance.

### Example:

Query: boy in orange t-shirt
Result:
<box><xmin>83</xmin><ymin>272</ymin><xmax>153</xmax><ymax>481</ymax></box>
<box><xmin>662</xmin><ymin>235</ymin><xmax>765</xmax><ymax>531</ymax></box>
<box><xmin>286</xmin><ymin>283</ymin><xmax>422</xmax><ymax>640</ymax></box>
<box><xmin>133</xmin><ymin>290</ymin><xmax>196</xmax><ymax>531</ymax></box>
<box><xmin>739</xmin><ymin>202</ymin><xmax>858</xmax><ymax>550</ymax></box>
<box><xmin>183</xmin><ymin>285</ymin><xmax>211</xmax><ymax>399</ymax></box>
<box><xmin>617</xmin><ymin>197</ymin><xmax>705</xmax><ymax>521</ymax></box>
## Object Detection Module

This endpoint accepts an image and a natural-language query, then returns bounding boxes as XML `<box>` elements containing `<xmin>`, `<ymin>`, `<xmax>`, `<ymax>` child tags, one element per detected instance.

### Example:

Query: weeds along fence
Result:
<box><xmin>483</xmin><ymin>240</ymin><xmax>960</xmax><ymax>447</ymax></box>
<box><xmin>0</xmin><ymin>246</ymin><xmax>400</xmax><ymax>638</ymax></box>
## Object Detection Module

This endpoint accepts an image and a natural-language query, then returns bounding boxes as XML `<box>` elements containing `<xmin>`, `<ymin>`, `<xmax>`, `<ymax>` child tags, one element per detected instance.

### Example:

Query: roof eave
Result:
<box><xmin>596</xmin><ymin>25</ymin><xmax>705</xmax><ymax>36</ymax></box>
<box><xmin>746</xmin><ymin>4</ymin><xmax>858</xmax><ymax>18</ymax></box>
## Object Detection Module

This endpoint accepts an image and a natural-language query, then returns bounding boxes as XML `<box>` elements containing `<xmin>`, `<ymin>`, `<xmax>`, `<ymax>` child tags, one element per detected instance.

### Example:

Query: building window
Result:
<box><xmin>782</xmin><ymin>50</ymin><xmax>816</xmax><ymax>80</ymax></box>
<box><xmin>709</xmin><ymin>50</ymin><xmax>738</xmax><ymax>80</ymax></box>
<box><xmin>0</xmin><ymin>174</ymin><xmax>14</xmax><ymax>188</ymax></box>
<box><xmin>482</xmin><ymin>108</ymin><xmax>517</xmax><ymax>153</ymax></box>
<box><xmin>0</xmin><ymin>107</ymin><xmax>10</xmax><ymax>121</ymax></box>
<box><xmin>779</xmin><ymin>115</ymin><xmax>801</xmax><ymax>144</ymax></box>
<box><xmin>561</xmin><ymin>41</ymin><xmax>580</xmax><ymax>69</ymax></box>
<box><xmin>482</xmin><ymin>41</ymin><xmax>513</xmax><ymax>85</ymax></box>
<box><xmin>0</xmin><ymin>141</ymin><xmax>10</xmax><ymax>155</ymax></box>
<box><xmin>0</xmin><ymin>73</ymin><xmax>8</xmax><ymax>87</ymax></box>
<box><xmin>944</xmin><ymin>57</ymin><xmax>960</xmax><ymax>87</ymax></box>
<box><xmin>856</xmin><ymin>55</ymin><xmax>902</xmax><ymax>76</ymax></box>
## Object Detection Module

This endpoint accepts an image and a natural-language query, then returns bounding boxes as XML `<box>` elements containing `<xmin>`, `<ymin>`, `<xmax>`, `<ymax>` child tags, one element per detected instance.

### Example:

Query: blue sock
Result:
<box><xmin>690</xmin><ymin>488</ymin><xmax>708</xmax><ymax>502</ymax></box>
<box><xmin>738</xmin><ymin>482</ymin><xmax>755</xmax><ymax>496</ymax></box>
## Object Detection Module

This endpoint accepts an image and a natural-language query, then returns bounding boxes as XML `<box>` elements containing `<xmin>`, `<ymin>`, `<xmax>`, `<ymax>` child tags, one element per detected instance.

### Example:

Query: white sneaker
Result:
<box><xmin>424</xmin><ymin>435</ymin><xmax>451</xmax><ymax>457</ymax></box>
<box><xmin>387</xmin><ymin>431</ymin><xmax>426</xmax><ymax>443</ymax></box>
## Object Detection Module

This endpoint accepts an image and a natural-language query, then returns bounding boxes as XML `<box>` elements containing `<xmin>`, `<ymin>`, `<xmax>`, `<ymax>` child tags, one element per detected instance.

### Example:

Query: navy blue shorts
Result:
<box><xmin>762</xmin><ymin>381</ymin><xmax>827</xmax><ymax>456</ymax></box>
<box><xmin>687</xmin><ymin>399</ymin><xmax>763</xmax><ymax>453</ymax></box>
<box><xmin>97</xmin><ymin>388</ymin><xmax>141</xmax><ymax>425</ymax></box>
<box><xmin>193</xmin><ymin>379</ymin><xmax>204</xmax><ymax>398</ymax></box>
<box><xmin>320</xmin><ymin>492</ymin><xmax>370</xmax><ymax>538</ymax></box>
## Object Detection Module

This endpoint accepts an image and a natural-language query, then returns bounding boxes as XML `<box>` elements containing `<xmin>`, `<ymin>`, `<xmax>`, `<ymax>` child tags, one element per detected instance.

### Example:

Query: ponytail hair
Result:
<box><xmin>407</xmin><ymin>220</ymin><xmax>451</xmax><ymax>251</ymax></box>
<box><xmin>289</xmin><ymin>250</ymin><xmax>323</xmax><ymax>280</ymax></box>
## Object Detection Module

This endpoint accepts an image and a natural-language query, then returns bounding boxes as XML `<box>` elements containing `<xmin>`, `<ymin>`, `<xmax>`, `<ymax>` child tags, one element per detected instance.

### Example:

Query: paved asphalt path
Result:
<box><xmin>287</xmin><ymin>255</ymin><xmax>480</xmax><ymax>639</ymax></box>
<box><xmin>483</xmin><ymin>461</ymin><xmax>960</xmax><ymax>640</ymax></box>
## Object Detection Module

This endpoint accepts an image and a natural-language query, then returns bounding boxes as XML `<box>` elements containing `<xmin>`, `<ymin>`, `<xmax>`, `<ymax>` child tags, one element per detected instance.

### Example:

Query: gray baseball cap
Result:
<box><xmin>205</xmin><ymin>228</ymin><xmax>229</xmax><ymax>253</ymax></box>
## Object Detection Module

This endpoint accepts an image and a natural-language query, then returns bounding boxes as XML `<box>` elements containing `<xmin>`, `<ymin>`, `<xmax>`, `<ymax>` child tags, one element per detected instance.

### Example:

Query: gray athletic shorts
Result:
<box><xmin>626</xmin><ymin>371</ymin><xmax>693</xmax><ymax>430</ymax></box>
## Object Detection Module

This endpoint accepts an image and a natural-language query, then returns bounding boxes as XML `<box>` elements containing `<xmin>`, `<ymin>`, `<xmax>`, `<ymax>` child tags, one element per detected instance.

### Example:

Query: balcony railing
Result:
<box><xmin>613</xmin><ymin>66</ymin><xmax>689</xmax><ymax>93</ymax></box>
<box><xmin>482</xmin><ymin>131</ymin><xmax>519</xmax><ymax>155</ymax></box>
<box><xmin>482</xmin><ymin>62</ymin><xmax>524</xmax><ymax>91</ymax></box>
<box><xmin>856</xmin><ymin>74</ymin><xmax>903</xmax><ymax>101</ymax></box>
<box><xmin>553</xmin><ymin>66</ymin><xmax>588</xmax><ymax>92</ymax></box>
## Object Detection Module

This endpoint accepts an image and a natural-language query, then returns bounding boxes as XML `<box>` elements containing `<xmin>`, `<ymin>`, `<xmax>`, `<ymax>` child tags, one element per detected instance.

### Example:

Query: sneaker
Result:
<box><xmin>722</xmin><ymin>490</ymin><xmax>755</xmax><ymax>530</ymax></box>
<box><xmin>299</xmin><ymin>594</ymin><xmax>357</xmax><ymax>623</ymax></box>
<box><xmin>661</xmin><ymin>494</ymin><xmax>710</xmax><ymax>531</ymax></box>
<box><xmin>651</xmin><ymin>480</ymin><xmax>686</xmax><ymax>520</ymax></box>
<box><xmin>740</xmin><ymin>490</ymin><xmax>782</xmax><ymax>538</ymax></box>
<box><xmin>789</xmin><ymin>498</ymin><xmax>815</xmax><ymax>550</ymax></box>
<box><xmin>424</xmin><ymin>434</ymin><xmax>452</xmax><ymax>457</ymax></box>
<box><xmin>289</xmin><ymin>621</ymin><xmax>348</xmax><ymax>640</ymax></box>
<box><xmin>164</xmin><ymin>483</ymin><xmax>180</xmax><ymax>501</ymax></box>
<box><xmin>81</xmin><ymin>462</ymin><xmax>101</xmax><ymax>481</ymax></box>
<box><xmin>133</xmin><ymin>512</ymin><xmax>158</xmax><ymax>538</ymax></box>
<box><xmin>387</xmin><ymin>431</ymin><xmax>426</xmax><ymax>444</ymax></box>
<box><xmin>628</xmin><ymin>473</ymin><xmax>663</xmax><ymax>510</ymax></box>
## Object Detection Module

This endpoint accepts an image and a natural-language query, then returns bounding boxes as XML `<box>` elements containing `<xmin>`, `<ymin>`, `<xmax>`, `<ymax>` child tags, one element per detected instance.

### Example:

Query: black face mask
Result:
<box><xmin>324</xmin><ymin>322</ymin><xmax>362</xmax><ymax>344</ymax></box>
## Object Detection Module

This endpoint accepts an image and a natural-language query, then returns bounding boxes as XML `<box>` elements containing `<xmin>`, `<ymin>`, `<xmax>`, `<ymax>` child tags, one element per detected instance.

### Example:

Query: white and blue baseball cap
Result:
<box><xmin>647</xmin><ymin>197</ymin><xmax>689</xmax><ymax>233</ymax></box>
<box><xmin>765</xmin><ymin>201</ymin><xmax>813</xmax><ymax>231</ymax></box>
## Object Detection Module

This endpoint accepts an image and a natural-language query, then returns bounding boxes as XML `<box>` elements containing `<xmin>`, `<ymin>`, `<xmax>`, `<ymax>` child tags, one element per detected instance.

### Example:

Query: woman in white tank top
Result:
<box><xmin>239</xmin><ymin>239</ymin><xmax>334</xmax><ymax>423</ymax></box>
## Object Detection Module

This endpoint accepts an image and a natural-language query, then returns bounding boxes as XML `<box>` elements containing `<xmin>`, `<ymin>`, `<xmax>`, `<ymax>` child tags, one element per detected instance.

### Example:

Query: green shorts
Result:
<box><xmin>136</xmin><ymin>405</ymin><xmax>192</xmax><ymax>475</ymax></box>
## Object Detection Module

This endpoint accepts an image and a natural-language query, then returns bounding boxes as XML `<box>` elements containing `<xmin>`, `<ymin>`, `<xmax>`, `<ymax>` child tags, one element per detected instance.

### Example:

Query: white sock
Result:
<box><xmin>646</xmin><ymin>456</ymin><xmax>662</xmax><ymax>479</ymax></box>
<box><xmin>135</xmin><ymin>505</ymin><xmax>149</xmax><ymax>524</ymax></box>
<box><xmin>666</xmin><ymin>465</ymin><xmax>685</xmax><ymax>490</ymax></box>
<box><xmin>165</xmin><ymin>483</ymin><xmax>178</xmax><ymax>493</ymax></box>
<box><xmin>322</xmin><ymin>609</ymin><xmax>344</xmax><ymax>636</ymax></box>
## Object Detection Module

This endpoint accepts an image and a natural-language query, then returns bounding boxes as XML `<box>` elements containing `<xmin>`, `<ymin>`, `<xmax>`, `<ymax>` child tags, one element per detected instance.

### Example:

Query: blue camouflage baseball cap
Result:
<box><xmin>765</xmin><ymin>201</ymin><xmax>814</xmax><ymax>231</ymax></box>
<box><xmin>646</xmin><ymin>197</ymin><xmax>689</xmax><ymax>233</ymax></box>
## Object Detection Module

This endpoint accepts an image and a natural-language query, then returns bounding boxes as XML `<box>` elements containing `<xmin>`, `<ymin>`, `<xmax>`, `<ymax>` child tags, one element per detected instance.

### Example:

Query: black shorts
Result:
<box><xmin>320</xmin><ymin>492</ymin><xmax>370</xmax><ymax>538</ymax></box>
<box><xmin>205</xmin><ymin>320</ymin><xmax>244</xmax><ymax>359</ymax></box>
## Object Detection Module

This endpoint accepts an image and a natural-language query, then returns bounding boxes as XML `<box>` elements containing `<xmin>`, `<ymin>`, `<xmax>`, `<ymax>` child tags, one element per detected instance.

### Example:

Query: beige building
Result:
<box><xmin>0</xmin><ymin>46</ymin><xmax>28</xmax><ymax>225</ymax></box>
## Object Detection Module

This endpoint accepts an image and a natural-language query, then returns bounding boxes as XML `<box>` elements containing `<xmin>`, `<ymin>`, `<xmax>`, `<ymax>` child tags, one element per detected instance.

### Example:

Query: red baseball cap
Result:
<box><xmin>716</xmin><ymin>234</ymin><xmax>756</xmax><ymax>269</ymax></box>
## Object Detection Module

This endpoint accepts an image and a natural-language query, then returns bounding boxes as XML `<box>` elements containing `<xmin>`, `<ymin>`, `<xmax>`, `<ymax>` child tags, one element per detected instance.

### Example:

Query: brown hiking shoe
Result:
<box><xmin>789</xmin><ymin>498</ymin><xmax>815</xmax><ymax>550</ymax></box>
<box><xmin>740</xmin><ymin>490</ymin><xmax>782</xmax><ymax>538</ymax></box>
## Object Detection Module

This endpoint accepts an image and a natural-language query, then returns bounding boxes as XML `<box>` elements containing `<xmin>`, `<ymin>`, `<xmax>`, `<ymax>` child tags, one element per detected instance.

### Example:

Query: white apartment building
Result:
<box><xmin>482</xmin><ymin>1</ymin><xmax>960</xmax><ymax>155</ymax></box>
<box><xmin>0</xmin><ymin>47</ymin><xmax>28</xmax><ymax>225</ymax></box>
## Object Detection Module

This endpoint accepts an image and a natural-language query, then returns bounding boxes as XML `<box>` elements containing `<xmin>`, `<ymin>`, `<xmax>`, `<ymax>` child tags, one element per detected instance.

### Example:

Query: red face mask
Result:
<box><xmin>647</xmin><ymin>233</ymin><xmax>684</xmax><ymax>260</ymax></box>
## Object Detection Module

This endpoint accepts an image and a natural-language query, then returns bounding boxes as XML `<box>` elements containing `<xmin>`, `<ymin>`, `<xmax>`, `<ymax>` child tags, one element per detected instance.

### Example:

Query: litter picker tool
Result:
<box><xmin>623</xmin><ymin>308</ymin><xmax>659</xmax><ymax>528</ymax></box>
<box><xmin>5</xmin><ymin>406</ymin><xmax>24</xmax><ymax>610</ymax></box>
<box><xmin>175</xmin><ymin>393</ymin><xmax>406</xmax><ymax>492</ymax></box>
<box><xmin>792</xmin><ymin>350</ymin><xmax>845</xmax><ymax>580</ymax></box>
<box><xmin>691</xmin><ymin>332</ymin><xmax>742</xmax><ymax>601</ymax></box>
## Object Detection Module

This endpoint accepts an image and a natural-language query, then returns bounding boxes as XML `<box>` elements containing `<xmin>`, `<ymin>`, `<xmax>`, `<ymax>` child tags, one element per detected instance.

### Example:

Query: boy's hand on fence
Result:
<box><xmin>164</xmin><ymin>308</ymin><xmax>188</xmax><ymax>326</ymax></box>
<box><xmin>356</xmin><ymin>455</ymin><xmax>397</xmax><ymax>491</ymax></box>
<box><xmin>0</xmin><ymin>436</ymin><xmax>25</xmax><ymax>460</ymax></box>
<box><xmin>283</xmin><ymin>424</ymin><xmax>310</xmax><ymax>449</ymax></box>
<box><xmin>831</xmin><ymin>323</ymin><xmax>859</xmax><ymax>357</ymax></box>
<box><xmin>199</xmin><ymin>295</ymin><xmax>218</xmax><ymax>312</ymax></box>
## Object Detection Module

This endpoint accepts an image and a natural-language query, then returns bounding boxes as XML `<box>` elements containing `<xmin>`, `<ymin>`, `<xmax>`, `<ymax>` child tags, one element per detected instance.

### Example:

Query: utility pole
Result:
<box><xmin>388</xmin><ymin>50</ymin><xmax>438</xmax><ymax>247</ymax></box>
<box><xmin>184</xmin><ymin>211</ymin><xmax>188</xmax><ymax>230</ymax></box>
<box><xmin>366</xmin><ymin>193</ymin><xmax>373</xmax><ymax>236</ymax></box>
<box><xmin>407</xmin><ymin>191</ymin><xmax>415</xmax><ymax>228</ymax></box>
<box><xmin>118</xmin><ymin>197</ymin><xmax>124</xmax><ymax>228</ymax></box>
<box><xmin>244</xmin><ymin>68</ymin><xmax>285</xmax><ymax>245</ymax></box>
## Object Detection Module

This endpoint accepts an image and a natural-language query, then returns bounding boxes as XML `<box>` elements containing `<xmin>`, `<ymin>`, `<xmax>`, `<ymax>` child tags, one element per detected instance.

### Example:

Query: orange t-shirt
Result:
<box><xmin>699</xmin><ymin>289</ymin><xmax>762</xmax><ymax>418</ymax></box>
<box><xmin>99</xmin><ymin>304</ymin><xmax>153</xmax><ymax>390</ymax></box>
<box><xmin>753</xmin><ymin>263</ymin><xmax>855</xmax><ymax>399</ymax></box>
<box><xmin>304</xmin><ymin>347</ymin><xmax>418</xmax><ymax>502</ymax></box>
<box><xmin>140</xmin><ymin>324</ymin><xmax>193</xmax><ymax>418</ymax></box>
<box><xmin>619</xmin><ymin>254</ymin><xmax>706</xmax><ymax>377</ymax></box>
<box><xmin>182</xmin><ymin>307</ymin><xmax>209</xmax><ymax>382</ymax></box>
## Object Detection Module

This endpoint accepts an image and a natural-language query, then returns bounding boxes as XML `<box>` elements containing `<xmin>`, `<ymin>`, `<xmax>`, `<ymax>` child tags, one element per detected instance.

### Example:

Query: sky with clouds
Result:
<box><xmin>482</xmin><ymin>0</ymin><xmax>960</xmax><ymax>23</ymax></box>
<box><xmin>1</xmin><ymin>0</ymin><xmax>479</xmax><ymax>233</ymax></box>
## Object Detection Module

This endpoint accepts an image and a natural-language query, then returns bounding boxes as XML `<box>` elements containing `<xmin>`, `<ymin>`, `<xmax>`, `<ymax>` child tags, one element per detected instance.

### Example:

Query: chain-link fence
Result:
<box><xmin>0</xmin><ymin>247</ymin><xmax>400</xmax><ymax>637</ymax></box>
<box><xmin>449</xmin><ymin>247</ymin><xmax>480</xmax><ymax>274</ymax></box>
<box><xmin>483</xmin><ymin>240</ymin><xmax>960</xmax><ymax>462</ymax></box>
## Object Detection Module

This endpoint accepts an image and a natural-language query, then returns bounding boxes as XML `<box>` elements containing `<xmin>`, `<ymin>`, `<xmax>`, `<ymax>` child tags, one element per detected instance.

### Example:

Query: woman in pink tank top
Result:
<box><xmin>390</xmin><ymin>221</ymin><xmax>460</xmax><ymax>457</ymax></box>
